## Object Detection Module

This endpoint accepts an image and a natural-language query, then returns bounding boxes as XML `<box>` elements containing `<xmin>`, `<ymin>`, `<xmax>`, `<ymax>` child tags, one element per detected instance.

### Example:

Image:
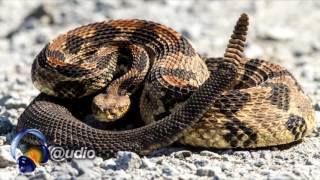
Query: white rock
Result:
<box><xmin>4</xmin><ymin>96</ymin><xmax>28</xmax><ymax>109</ymax></box>
<box><xmin>50</xmin><ymin>171</ymin><xmax>72</xmax><ymax>180</ymax></box>
<box><xmin>0</xmin><ymin>145</ymin><xmax>19</xmax><ymax>168</ymax></box>
<box><xmin>199</xmin><ymin>151</ymin><xmax>221</xmax><ymax>159</ymax></box>
<box><xmin>141</xmin><ymin>157</ymin><xmax>156</xmax><ymax>170</ymax></box>
<box><xmin>254</xmin><ymin>159</ymin><xmax>265</xmax><ymax>167</ymax></box>
<box><xmin>0</xmin><ymin>167</ymin><xmax>20</xmax><ymax>179</ymax></box>
<box><xmin>267</xmin><ymin>170</ymin><xmax>297</xmax><ymax>180</ymax></box>
<box><xmin>30</xmin><ymin>168</ymin><xmax>54</xmax><ymax>180</ymax></box>
<box><xmin>260</xmin><ymin>151</ymin><xmax>272</xmax><ymax>161</ymax></box>
<box><xmin>233</xmin><ymin>151</ymin><xmax>252</xmax><ymax>160</ymax></box>
<box><xmin>14</xmin><ymin>175</ymin><xmax>29</xmax><ymax>180</ymax></box>
<box><xmin>93</xmin><ymin>157</ymin><xmax>103</xmax><ymax>166</ymax></box>
<box><xmin>100</xmin><ymin>159</ymin><xmax>117</xmax><ymax>171</ymax></box>
<box><xmin>161</xmin><ymin>162</ymin><xmax>179</xmax><ymax>177</ymax></box>
<box><xmin>194</xmin><ymin>159</ymin><xmax>208</xmax><ymax>167</ymax></box>
<box><xmin>51</xmin><ymin>162</ymin><xmax>79</xmax><ymax>177</ymax></box>
<box><xmin>71</xmin><ymin>159</ymin><xmax>101</xmax><ymax>179</ymax></box>
<box><xmin>172</xmin><ymin>150</ymin><xmax>192</xmax><ymax>159</ymax></box>
<box><xmin>102</xmin><ymin>169</ymin><xmax>130</xmax><ymax>179</ymax></box>
<box><xmin>196</xmin><ymin>166</ymin><xmax>225</xmax><ymax>179</ymax></box>
<box><xmin>115</xmin><ymin>151</ymin><xmax>142</xmax><ymax>171</ymax></box>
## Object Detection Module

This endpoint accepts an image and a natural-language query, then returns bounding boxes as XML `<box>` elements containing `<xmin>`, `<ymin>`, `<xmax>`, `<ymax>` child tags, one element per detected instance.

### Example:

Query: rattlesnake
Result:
<box><xmin>17</xmin><ymin>13</ymin><xmax>316</xmax><ymax>157</ymax></box>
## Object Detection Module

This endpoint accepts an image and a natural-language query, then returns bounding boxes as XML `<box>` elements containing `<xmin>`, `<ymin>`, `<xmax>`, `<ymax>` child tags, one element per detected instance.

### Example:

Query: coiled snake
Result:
<box><xmin>17</xmin><ymin>13</ymin><xmax>316</xmax><ymax>157</ymax></box>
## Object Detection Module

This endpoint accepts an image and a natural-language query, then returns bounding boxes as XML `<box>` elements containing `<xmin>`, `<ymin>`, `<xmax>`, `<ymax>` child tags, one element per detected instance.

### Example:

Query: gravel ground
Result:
<box><xmin>0</xmin><ymin>0</ymin><xmax>319</xmax><ymax>179</ymax></box>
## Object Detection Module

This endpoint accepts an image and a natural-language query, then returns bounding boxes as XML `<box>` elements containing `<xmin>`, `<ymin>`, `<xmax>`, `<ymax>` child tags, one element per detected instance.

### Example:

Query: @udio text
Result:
<box><xmin>49</xmin><ymin>146</ymin><xmax>96</xmax><ymax>161</ymax></box>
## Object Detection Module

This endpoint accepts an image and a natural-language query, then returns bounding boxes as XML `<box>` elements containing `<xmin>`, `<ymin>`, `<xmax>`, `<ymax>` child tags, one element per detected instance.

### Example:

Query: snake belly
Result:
<box><xmin>17</xmin><ymin>14</ymin><xmax>316</xmax><ymax>157</ymax></box>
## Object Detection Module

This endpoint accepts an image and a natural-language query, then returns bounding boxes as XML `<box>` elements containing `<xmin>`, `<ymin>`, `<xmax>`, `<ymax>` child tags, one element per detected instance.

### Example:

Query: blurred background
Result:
<box><xmin>0</xmin><ymin>0</ymin><xmax>319</xmax><ymax>179</ymax></box>
<box><xmin>0</xmin><ymin>0</ymin><xmax>319</xmax><ymax>103</ymax></box>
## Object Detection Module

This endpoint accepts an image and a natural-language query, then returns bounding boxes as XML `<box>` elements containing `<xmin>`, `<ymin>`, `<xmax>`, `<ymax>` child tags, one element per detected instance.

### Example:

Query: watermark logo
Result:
<box><xmin>11</xmin><ymin>129</ymin><xmax>49</xmax><ymax>173</ymax></box>
<box><xmin>11</xmin><ymin>128</ymin><xmax>96</xmax><ymax>173</ymax></box>
<box><xmin>49</xmin><ymin>146</ymin><xmax>95</xmax><ymax>162</ymax></box>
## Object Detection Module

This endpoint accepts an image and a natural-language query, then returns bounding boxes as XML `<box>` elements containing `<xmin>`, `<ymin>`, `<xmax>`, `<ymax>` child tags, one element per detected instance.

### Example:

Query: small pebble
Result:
<box><xmin>260</xmin><ymin>151</ymin><xmax>272</xmax><ymax>161</ymax></box>
<box><xmin>71</xmin><ymin>159</ymin><xmax>101</xmax><ymax>179</ymax></box>
<box><xmin>93</xmin><ymin>157</ymin><xmax>104</xmax><ymax>166</ymax></box>
<box><xmin>141</xmin><ymin>157</ymin><xmax>156</xmax><ymax>169</ymax></box>
<box><xmin>172</xmin><ymin>150</ymin><xmax>192</xmax><ymax>159</ymax></box>
<box><xmin>162</xmin><ymin>163</ymin><xmax>178</xmax><ymax>177</ymax></box>
<box><xmin>196</xmin><ymin>167</ymin><xmax>217</xmax><ymax>177</ymax></box>
<box><xmin>199</xmin><ymin>150</ymin><xmax>221</xmax><ymax>159</ymax></box>
<box><xmin>254</xmin><ymin>159</ymin><xmax>265</xmax><ymax>167</ymax></box>
<box><xmin>194</xmin><ymin>159</ymin><xmax>208</xmax><ymax>167</ymax></box>
<box><xmin>115</xmin><ymin>151</ymin><xmax>142</xmax><ymax>171</ymax></box>
<box><xmin>4</xmin><ymin>97</ymin><xmax>28</xmax><ymax>109</ymax></box>
<box><xmin>100</xmin><ymin>159</ymin><xmax>117</xmax><ymax>171</ymax></box>
<box><xmin>233</xmin><ymin>151</ymin><xmax>252</xmax><ymax>160</ymax></box>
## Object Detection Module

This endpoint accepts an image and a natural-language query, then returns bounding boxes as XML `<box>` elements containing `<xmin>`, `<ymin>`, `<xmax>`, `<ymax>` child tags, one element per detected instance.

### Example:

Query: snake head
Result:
<box><xmin>92</xmin><ymin>93</ymin><xmax>131</xmax><ymax>122</ymax></box>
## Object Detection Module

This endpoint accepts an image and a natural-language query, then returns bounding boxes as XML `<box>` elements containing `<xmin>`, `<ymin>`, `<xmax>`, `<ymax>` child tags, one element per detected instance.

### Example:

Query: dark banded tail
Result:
<box><xmin>224</xmin><ymin>13</ymin><xmax>249</xmax><ymax>65</ymax></box>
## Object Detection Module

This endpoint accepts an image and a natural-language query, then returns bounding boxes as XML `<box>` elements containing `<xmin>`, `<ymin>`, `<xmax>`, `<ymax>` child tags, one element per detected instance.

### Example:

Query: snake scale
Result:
<box><xmin>17</xmin><ymin>13</ymin><xmax>316</xmax><ymax>157</ymax></box>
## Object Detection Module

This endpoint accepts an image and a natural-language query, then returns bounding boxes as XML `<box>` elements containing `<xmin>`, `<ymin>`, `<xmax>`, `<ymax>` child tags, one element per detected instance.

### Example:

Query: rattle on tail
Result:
<box><xmin>17</xmin><ymin>13</ymin><xmax>315</xmax><ymax>158</ymax></box>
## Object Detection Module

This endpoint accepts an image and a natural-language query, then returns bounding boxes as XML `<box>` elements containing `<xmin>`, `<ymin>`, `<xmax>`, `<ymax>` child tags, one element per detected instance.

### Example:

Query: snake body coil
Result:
<box><xmin>17</xmin><ymin>14</ymin><xmax>316</xmax><ymax>157</ymax></box>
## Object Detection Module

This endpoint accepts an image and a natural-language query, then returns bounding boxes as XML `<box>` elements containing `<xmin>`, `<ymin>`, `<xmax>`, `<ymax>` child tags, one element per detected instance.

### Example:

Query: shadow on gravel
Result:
<box><xmin>148</xmin><ymin>140</ymin><xmax>304</xmax><ymax>158</ymax></box>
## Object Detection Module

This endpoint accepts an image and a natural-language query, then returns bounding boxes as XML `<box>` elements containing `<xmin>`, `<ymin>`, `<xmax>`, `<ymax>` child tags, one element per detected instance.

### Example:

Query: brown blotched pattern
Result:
<box><xmin>18</xmin><ymin>14</ymin><xmax>315</xmax><ymax>157</ymax></box>
<box><xmin>286</xmin><ymin>114</ymin><xmax>307</xmax><ymax>140</ymax></box>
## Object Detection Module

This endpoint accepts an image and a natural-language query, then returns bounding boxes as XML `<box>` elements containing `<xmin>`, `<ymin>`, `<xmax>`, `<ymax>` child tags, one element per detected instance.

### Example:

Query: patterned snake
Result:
<box><xmin>17</xmin><ymin>13</ymin><xmax>316</xmax><ymax>157</ymax></box>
